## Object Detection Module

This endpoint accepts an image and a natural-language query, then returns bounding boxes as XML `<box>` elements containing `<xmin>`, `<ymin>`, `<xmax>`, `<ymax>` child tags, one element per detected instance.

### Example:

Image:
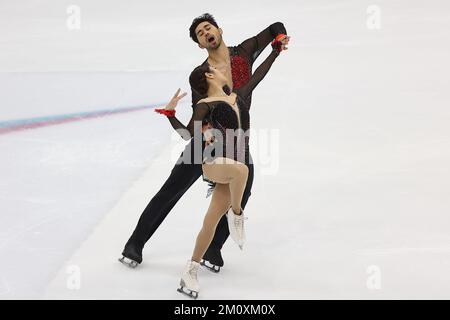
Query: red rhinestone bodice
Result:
<box><xmin>230</xmin><ymin>55</ymin><xmax>250</xmax><ymax>89</ymax></box>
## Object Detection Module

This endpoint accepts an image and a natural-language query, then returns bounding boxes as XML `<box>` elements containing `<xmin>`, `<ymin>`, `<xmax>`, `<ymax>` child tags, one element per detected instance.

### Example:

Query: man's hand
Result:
<box><xmin>279</xmin><ymin>35</ymin><xmax>290</xmax><ymax>50</ymax></box>
<box><xmin>165</xmin><ymin>88</ymin><xmax>187</xmax><ymax>110</ymax></box>
<box><xmin>272</xmin><ymin>34</ymin><xmax>291</xmax><ymax>52</ymax></box>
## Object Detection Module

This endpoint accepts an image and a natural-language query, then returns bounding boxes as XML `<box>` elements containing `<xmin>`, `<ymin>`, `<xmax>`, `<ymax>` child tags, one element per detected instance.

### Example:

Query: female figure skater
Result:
<box><xmin>155</xmin><ymin>40</ymin><xmax>284</xmax><ymax>298</ymax></box>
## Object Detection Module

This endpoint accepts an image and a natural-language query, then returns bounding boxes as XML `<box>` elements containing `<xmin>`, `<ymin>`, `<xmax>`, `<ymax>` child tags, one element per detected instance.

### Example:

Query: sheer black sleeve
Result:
<box><xmin>167</xmin><ymin>102</ymin><xmax>210</xmax><ymax>140</ymax></box>
<box><xmin>236</xmin><ymin>49</ymin><xmax>279</xmax><ymax>100</ymax></box>
<box><xmin>238</xmin><ymin>22</ymin><xmax>286</xmax><ymax>64</ymax></box>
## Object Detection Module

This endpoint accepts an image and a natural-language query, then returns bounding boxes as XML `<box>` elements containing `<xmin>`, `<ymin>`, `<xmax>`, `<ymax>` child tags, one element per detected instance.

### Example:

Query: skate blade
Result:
<box><xmin>200</xmin><ymin>260</ymin><xmax>221</xmax><ymax>273</ymax></box>
<box><xmin>177</xmin><ymin>286</ymin><xmax>199</xmax><ymax>299</ymax></box>
<box><xmin>118</xmin><ymin>256</ymin><xmax>139</xmax><ymax>269</ymax></box>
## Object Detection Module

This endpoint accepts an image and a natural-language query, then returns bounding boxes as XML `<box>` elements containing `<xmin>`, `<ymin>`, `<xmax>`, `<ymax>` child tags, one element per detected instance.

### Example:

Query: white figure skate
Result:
<box><xmin>227</xmin><ymin>208</ymin><xmax>246</xmax><ymax>250</ymax></box>
<box><xmin>177</xmin><ymin>260</ymin><xmax>200</xmax><ymax>299</ymax></box>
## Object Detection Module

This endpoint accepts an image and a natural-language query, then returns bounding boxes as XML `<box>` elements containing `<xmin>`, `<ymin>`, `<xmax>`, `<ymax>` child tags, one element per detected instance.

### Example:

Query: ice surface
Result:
<box><xmin>1</xmin><ymin>0</ymin><xmax>450</xmax><ymax>299</ymax></box>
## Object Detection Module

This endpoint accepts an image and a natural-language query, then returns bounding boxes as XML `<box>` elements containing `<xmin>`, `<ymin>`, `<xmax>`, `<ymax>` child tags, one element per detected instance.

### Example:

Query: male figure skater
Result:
<box><xmin>119</xmin><ymin>13</ymin><xmax>289</xmax><ymax>272</ymax></box>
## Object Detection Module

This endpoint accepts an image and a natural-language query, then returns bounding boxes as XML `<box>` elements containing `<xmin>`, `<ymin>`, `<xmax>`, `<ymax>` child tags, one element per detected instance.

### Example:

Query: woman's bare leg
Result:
<box><xmin>192</xmin><ymin>183</ymin><xmax>230</xmax><ymax>262</ymax></box>
<box><xmin>202</xmin><ymin>157</ymin><xmax>249</xmax><ymax>215</ymax></box>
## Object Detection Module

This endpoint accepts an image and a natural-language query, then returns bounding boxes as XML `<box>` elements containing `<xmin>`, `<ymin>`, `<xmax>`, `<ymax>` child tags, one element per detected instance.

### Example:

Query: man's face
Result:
<box><xmin>195</xmin><ymin>21</ymin><xmax>222</xmax><ymax>50</ymax></box>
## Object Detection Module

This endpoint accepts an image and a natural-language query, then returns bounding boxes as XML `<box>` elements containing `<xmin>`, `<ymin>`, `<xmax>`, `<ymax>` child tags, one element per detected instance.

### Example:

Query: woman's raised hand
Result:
<box><xmin>165</xmin><ymin>88</ymin><xmax>187</xmax><ymax>110</ymax></box>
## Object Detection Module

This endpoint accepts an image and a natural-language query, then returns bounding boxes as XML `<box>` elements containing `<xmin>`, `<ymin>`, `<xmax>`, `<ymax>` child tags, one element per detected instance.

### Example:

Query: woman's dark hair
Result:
<box><xmin>190</xmin><ymin>65</ymin><xmax>232</xmax><ymax>102</ymax></box>
<box><xmin>189</xmin><ymin>64</ymin><xmax>211</xmax><ymax>99</ymax></box>
<box><xmin>189</xmin><ymin>13</ymin><xmax>219</xmax><ymax>43</ymax></box>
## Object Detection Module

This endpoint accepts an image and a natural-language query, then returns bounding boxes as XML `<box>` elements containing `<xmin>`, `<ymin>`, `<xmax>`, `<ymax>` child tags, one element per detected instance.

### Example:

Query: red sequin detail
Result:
<box><xmin>154</xmin><ymin>108</ymin><xmax>176</xmax><ymax>117</ymax></box>
<box><xmin>230</xmin><ymin>55</ymin><xmax>250</xmax><ymax>89</ymax></box>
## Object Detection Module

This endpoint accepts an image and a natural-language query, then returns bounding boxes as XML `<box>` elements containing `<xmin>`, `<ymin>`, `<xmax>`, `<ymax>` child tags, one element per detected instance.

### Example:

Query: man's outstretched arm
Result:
<box><xmin>155</xmin><ymin>88</ymin><xmax>209</xmax><ymax>141</ymax></box>
<box><xmin>239</xmin><ymin>22</ymin><xmax>287</xmax><ymax>64</ymax></box>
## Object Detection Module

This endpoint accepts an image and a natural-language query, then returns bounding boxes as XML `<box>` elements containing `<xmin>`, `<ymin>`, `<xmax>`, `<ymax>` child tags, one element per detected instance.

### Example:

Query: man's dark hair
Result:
<box><xmin>189</xmin><ymin>13</ymin><xmax>219</xmax><ymax>44</ymax></box>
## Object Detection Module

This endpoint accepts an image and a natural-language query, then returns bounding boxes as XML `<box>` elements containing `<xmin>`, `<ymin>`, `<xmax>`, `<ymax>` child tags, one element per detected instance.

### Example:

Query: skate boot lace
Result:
<box><xmin>188</xmin><ymin>264</ymin><xmax>199</xmax><ymax>281</ymax></box>
<box><xmin>234</xmin><ymin>214</ymin><xmax>247</xmax><ymax>235</ymax></box>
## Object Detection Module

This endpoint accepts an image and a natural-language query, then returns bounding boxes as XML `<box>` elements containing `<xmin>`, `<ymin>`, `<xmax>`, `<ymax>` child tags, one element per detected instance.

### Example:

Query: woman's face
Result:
<box><xmin>206</xmin><ymin>65</ymin><xmax>227</xmax><ymax>86</ymax></box>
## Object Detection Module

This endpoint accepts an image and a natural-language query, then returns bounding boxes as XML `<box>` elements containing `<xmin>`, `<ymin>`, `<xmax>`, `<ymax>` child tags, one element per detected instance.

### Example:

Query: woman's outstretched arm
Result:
<box><xmin>167</xmin><ymin>103</ymin><xmax>210</xmax><ymax>141</ymax></box>
<box><xmin>157</xmin><ymin>89</ymin><xmax>210</xmax><ymax>141</ymax></box>
<box><xmin>236</xmin><ymin>47</ymin><xmax>281</xmax><ymax>100</ymax></box>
